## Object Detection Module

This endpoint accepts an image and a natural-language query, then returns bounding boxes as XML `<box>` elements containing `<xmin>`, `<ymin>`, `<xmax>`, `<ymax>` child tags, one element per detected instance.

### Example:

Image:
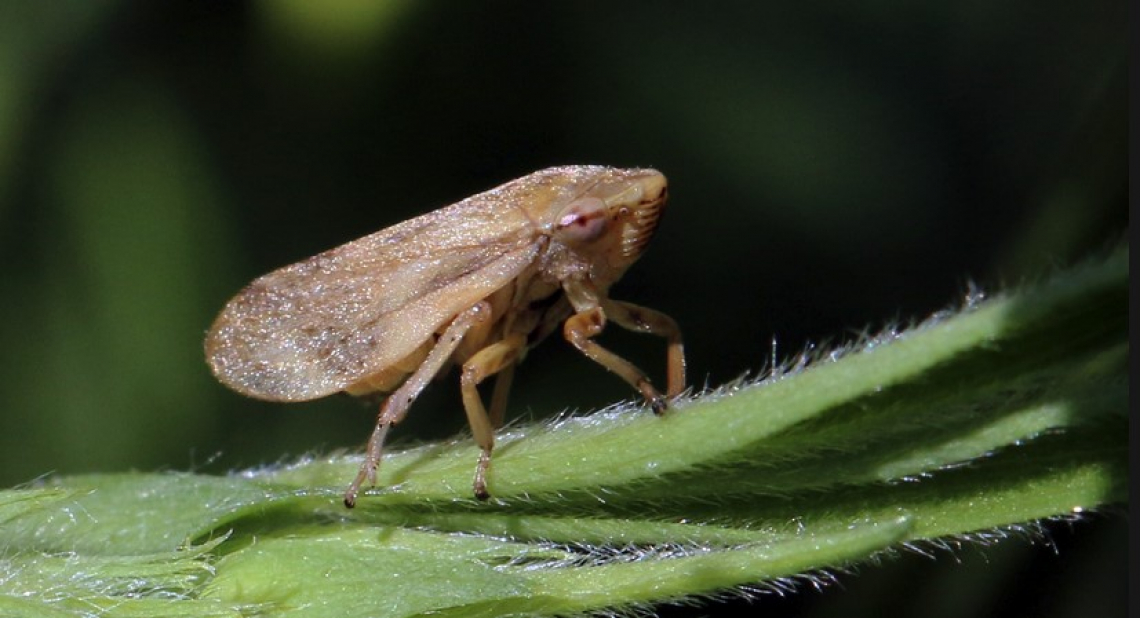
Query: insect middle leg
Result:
<box><xmin>460</xmin><ymin>333</ymin><xmax>526</xmax><ymax>500</ymax></box>
<box><xmin>563</xmin><ymin>307</ymin><xmax>669</xmax><ymax>414</ymax></box>
<box><xmin>344</xmin><ymin>301</ymin><xmax>491</xmax><ymax>508</ymax></box>
<box><xmin>488</xmin><ymin>363</ymin><xmax>515</xmax><ymax>429</ymax></box>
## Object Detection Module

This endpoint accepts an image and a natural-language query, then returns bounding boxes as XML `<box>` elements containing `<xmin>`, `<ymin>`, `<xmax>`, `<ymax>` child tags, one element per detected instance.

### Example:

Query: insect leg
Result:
<box><xmin>344</xmin><ymin>300</ymin><xmax>491</xmax><ymax>508</ymax></box>
<box><xmin>563</xmin><ymin>307</ymin><xmax>668</xmax><ymax>414</ymax></box>
<box><xmin>603</xmin><ymin>300</ymin><xmax>686</xmax><ymax>398</ymax></box>
<box><xmin>460</xmin><ymin>333</ymin><xmax>526</xmax><ymax>500</ymax></box>
<box><xmin>488</xmin><ymin>363</ymin><xmax>515</xmax><ymax>429</ymax></box>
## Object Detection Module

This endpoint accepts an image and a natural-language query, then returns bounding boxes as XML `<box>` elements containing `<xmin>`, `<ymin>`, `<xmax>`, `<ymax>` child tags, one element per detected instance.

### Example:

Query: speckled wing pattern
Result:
<box><xmin>205</xmin><ymin>194</ymin><xmax>540</xmax><ymax>402</ymax></box>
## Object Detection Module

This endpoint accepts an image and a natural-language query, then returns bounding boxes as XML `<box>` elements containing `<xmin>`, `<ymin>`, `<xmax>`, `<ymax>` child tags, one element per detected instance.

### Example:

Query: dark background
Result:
<box><xmin>0</xmin><ymin>2</ymin><xmax>1126</xmax><ymax>617</ymax></box>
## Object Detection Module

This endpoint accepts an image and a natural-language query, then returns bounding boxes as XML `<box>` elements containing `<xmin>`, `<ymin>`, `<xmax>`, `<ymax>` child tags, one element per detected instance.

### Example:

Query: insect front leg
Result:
<box><xmin>563</xmin><ymin>306</ymin><xmax>669</xmax><ymax>414</ymax></box>
<box><xmin>344</xmin><ymin>301</ymin><xmax>491</xmax><ymax>508</ymax></box>
<box><xmin>602</xmin><ymin>300</ymin><xmax>686</xmax><ymax>398</ymax></box>
<box><xmin>460</xmin><ymin>333</ymin><xmax>526</xmax><ymax>500</ymax></box>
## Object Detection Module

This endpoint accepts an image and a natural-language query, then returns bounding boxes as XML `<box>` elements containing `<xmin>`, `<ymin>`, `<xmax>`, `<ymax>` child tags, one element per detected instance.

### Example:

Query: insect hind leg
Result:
<box><xmin>344</xmin><ymin>301</ymin><xmax>491</xmax><ymax>508</ymax></box>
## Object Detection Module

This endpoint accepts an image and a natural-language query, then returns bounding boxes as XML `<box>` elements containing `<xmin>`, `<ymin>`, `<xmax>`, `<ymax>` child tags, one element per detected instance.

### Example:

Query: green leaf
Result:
<box><xmin>0</xmin><ymin>248</ymin><xmax>1126</xmax><ymax>617</ymax></box>
<box><xmin>200</xmin><ymin>520</ymin><xmax>910</xmax><ymax>618</ymax></box>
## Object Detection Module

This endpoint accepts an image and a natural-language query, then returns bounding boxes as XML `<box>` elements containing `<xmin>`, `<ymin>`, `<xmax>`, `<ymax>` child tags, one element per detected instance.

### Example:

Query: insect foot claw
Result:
<box><xmin>473</xmin><ymin>450</ymin><xmax>492</xmax><ymax>501</ymax></box>
<box><xmin>344</xmin><ymin>459</ymin><xmax>376</xmax><ymax>509</ymax></box>
<box><xmin>636</xmin><ymin>380</ymin><xmax>668</xmax><ymax>415</ymax></box>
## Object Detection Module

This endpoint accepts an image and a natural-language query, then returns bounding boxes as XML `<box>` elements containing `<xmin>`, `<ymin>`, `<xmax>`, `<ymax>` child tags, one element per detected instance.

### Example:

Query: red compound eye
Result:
<box><xmin>554</xmin><ymin>197</ymin><xmax>608</xmax><ymax>243</ymax></box>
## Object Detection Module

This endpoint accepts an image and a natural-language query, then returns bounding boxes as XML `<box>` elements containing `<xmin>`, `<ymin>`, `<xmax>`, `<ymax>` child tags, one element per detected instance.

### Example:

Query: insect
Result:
<box><xmin>205</xmin><ymin>166</ymin><xmax>685</xmax><ymax>507</ymax></box>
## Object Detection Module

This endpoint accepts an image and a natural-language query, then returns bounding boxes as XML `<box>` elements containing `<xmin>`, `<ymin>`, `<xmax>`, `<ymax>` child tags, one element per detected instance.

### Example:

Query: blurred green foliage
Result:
<box><xmin>0</xmin><ymin>2</ymin><xmax>1125</xmax><ymax>617</ymax></box>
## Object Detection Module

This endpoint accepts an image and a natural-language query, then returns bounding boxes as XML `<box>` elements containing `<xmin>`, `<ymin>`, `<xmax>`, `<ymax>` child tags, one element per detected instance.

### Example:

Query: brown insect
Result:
<box><xmin>205</xmin><ymin>166</ymin><xmax>685</xmax><ymax>507</ymax></box>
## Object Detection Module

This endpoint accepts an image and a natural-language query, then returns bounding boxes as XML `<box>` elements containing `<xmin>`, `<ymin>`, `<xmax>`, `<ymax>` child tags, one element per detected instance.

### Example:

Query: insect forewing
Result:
<box><xmin>205</xmin><ymin>195</ymin><xmax>538</xmax><ymax>402</ymax></box>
